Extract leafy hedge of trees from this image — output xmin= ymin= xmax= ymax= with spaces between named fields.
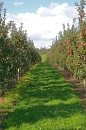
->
xmin=0 ymin=3 xmax=41 ymax=96
xmin=47 ymin=0 xmax=86 ymax=86
xmin=37 ymin=47 xmax=50 ymax=55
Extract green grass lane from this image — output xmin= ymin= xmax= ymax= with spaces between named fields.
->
xmin=2 ymin=62 xmax=86 ymax=130
xmin=41 ymin=54 xmax=47 ymax=62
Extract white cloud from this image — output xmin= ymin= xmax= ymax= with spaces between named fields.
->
xmin=49 ymin=2 xmax=60 ymax=9
xmin=6 ymin=2 xmax=78 ymax=48
xmin=13 ymin=2 xmax=24 ymax=6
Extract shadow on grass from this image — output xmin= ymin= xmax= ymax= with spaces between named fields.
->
xmin=3 ymin=62 xmax=86 ymax=128
xmin=18 ymin=62 xmax=77 ymax=102
xmin=4 ymin=102 xmax=83 ymax=127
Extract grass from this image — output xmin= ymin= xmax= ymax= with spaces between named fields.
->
xmin=41 ymin=54 xmax=47 ymax=62
xmin=1 ymin=62 xmax=86 ymax=130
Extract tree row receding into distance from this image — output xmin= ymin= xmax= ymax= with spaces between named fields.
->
xmin=0 ymin=2 xmax=41 ymax=96
xmin=47 ymin=0 xmax=86 ymax=86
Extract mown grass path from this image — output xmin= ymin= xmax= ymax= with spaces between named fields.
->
xmin=1 ymin=62 xmax=86 ymax=130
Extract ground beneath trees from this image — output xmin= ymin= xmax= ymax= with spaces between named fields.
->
xmin=0 ymin=62 xmax=86 ymax=130
xmin=54 ymin=65 xmax=86 ymax=111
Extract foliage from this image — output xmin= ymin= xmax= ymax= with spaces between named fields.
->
xmin=0 ymin=3 xmax=41 ymax=96
xmin=37 ymin=47 xmax=50 ymax=55
xmin=47 ymin=0 xmax=86 ymax=86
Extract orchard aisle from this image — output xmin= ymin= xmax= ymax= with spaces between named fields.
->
xmin=2 ymin=62 xmax=86 ymax=130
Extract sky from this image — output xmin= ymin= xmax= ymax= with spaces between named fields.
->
xmin=1 ymin=0 xmax=80 ymax=48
